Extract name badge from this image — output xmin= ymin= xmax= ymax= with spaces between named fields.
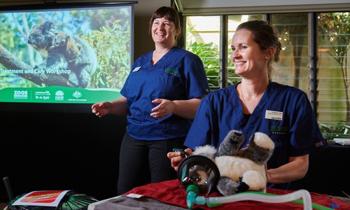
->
xmin=265 ymin=110 xmax=283 ymax=121
xmin=132 ymin=66 xmax=141 ymax=72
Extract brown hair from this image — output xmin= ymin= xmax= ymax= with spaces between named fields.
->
xmin=149 ymin=6 xmax=181 ymax=40
xmin=237 ymin=20 xmax=282 ymax=75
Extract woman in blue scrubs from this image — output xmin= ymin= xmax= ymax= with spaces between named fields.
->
xmin=92 ymin=6 xmax=208 ymax=194
xmin=168 ymin=20 xmax=324 ymax=188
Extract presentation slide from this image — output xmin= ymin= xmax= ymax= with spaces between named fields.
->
xmin=0 ymin=4 xmax=132 ymax=104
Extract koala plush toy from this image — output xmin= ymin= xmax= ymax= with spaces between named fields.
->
xmin=192 ymin=130 xmax=275 ymax=196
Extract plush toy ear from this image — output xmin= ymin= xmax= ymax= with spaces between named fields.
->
xmin=217 ymin=130 xmax=244 ymax=156
xmin=238 ymin=132 xmax=274 ymax=165
xmin=254 ymin=132 xmax=275 ymax=151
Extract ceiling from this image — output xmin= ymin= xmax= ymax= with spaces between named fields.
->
xmin=174 ymin=0 xmax=350 ymax=15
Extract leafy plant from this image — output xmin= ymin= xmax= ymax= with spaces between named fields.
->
xmin=83 ymin=21 xmax=130 ymax=89
xmin=186 ymin=42 xmax=220 ymax=89
xmin=319 ymin=123 xmax=350 ymax=140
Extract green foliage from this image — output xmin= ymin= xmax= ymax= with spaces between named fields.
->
xmin=187 ymin=42 xmax=220 ymax=89
xmin=0 ymin=15 xmax=35 ymax=87
xmin=318 ymin=13 xmax=350 ymax=66
xmin=226 ymin=45 xmax=241 ymax=86
xmin=187 ymin=41 xmax=241 ymax=89
xmin=319 ymin=123 xmax=350 ymax=140
xmin=83 ymin=21 xmax=131 ymax=89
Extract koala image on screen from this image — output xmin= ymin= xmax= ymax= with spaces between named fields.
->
xmin=28 ymin=21 xmax=97 ymax=87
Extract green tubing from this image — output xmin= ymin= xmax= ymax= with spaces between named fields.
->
xmin=196 ymin=191 xmax=333 ymax=210
xmin=262 ymin=191 xmax=333 ymax=210
xmin=186 ymin=185 xmax=199 ymax=209
xmin=293 ymin=198 xmax=333 ymax=210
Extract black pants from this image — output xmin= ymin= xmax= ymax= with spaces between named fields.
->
xmin=117 ymin=133 xmax=185 ymax=194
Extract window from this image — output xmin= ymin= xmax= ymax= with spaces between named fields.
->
xmin=184 ymin=11 xmax=350 ymax=139
xmin=185 ymin=15 xmax=264 ymax=89
xmin=270 ymin=14 xmax=309 ymax=93
xmin=185 ymin=16 xmax=220 ymax=89
xmin=317 ymin=13 xmax=350 ymax=126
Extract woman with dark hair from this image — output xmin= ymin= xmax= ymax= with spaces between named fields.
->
xmin=168 ymin=20 xmax=324 ymax=189
xmin=92 ymin=6 xmax=208 ymax=194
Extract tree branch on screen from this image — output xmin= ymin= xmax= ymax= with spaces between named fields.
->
xmin=0 ymin=44 xmax=75 ymax=87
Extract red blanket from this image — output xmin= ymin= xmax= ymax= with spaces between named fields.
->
xmin=127 ymin=179 xmax=350 ymax=210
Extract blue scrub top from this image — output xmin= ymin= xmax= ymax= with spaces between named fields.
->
xmin=121 ymin=47 xmax=209 ymax=140
xmin=184 ymin=82 xmax=324 ymax=169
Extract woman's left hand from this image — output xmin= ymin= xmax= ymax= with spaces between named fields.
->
xmin=150 ymin=98 xmax=175 ymax=118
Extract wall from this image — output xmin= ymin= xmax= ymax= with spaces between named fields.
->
xmin=0 ymin=0 xmax=170 ymax=203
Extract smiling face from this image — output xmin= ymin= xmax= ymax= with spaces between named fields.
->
xmin=231 ymin=29 xmax=270 ymax=79
xmin=151 ymin=17 xmax=178 ymax=47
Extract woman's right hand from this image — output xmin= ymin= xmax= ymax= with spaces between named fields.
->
xmin=167 ymin=148 xmax=193 ymax=171
xmin=91 ymin=102 xmax=112 ymax=117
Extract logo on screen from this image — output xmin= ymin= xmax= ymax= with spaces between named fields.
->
xmin=72 ymin=91 xmax=82 ymax=99
xmin=34 ymin=91 xmax=51 ymax=100
xmin=13 ymin=90 xmax=28 ymax=100
xmin=55 ymin=91 xmax=64 ymax=101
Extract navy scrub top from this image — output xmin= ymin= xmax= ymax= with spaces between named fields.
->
xmin=184 ymin=82 xmax=324 ymax=169
xmin=121 ymin=47 xmax=209 ymax=141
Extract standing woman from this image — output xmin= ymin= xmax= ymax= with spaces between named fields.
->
xmin=92 ymin=6 xmax=208 ymax=194
xmin=168 ymin=20 xmax=324 ymax=189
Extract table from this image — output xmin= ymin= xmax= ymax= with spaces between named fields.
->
xmin=88 ymin=179 xmax=350 ymax=210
